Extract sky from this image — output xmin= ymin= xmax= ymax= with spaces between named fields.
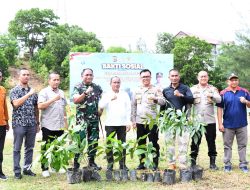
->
xmin=0 ymin=0 xmax=250 ymax=51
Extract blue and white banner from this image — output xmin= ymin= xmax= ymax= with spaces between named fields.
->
xmin=70 ymin=53 xmax=173 ymax=99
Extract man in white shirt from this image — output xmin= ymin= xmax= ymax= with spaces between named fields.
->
xmin=99 ymin=76 xmax=131 ymax=171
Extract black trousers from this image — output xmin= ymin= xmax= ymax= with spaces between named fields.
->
xmin=136 ymin=123 xmax=160 ymax=166
xmin=41 ymin=127 xmax=64 ymax=171
xmin=106 ymin=125 xmax=126 ymax=167
xmin=190 ymin=123 xmax=217 ymax=160
xmin=0 ymin=126 xmax=6 ymax=164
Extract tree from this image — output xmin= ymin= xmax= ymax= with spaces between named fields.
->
xmin=31 ymin=24 xmax=103 ymax=89
xmin=172 ymin=36 xmax=213 ymax=86
xmin=60 ymin=45 xmax=98 ymax=89
xmin=106 ymin=46 xmax=127 ymax=53
xmin=0 ymin=34 xmax=19 ymax=66
xmin=216 ymin=37 xmax=250 ymax=90
xmin=208 ymin=66 xmax=227 ymax=91
xmin=0 ymin=50 xmax=9 ymax=81
xmin=52 ymin=24 xmax=103 ymax=52
xmin=156 ymin=32 xmax=175 ymax=53
xmin=8 ymin=8 xmax=59 ymax=57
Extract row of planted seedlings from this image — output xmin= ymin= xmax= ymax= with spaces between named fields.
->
xmin=97 ymin=106 xmax=205 ymax=184
xmin=39 ymin=106 xmax=206 ymax=185
xmin=40 ymin=115 xmax=101 ymax=184
xmin=152 ymin=107 xmax=206 ymax=184
xmin=96 ymin=133 xmax=160 ymax=182
xmin=115 ymin=107 xmax=206 ymax=184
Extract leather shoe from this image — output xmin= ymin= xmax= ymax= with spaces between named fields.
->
xmin=0 ymin=172 xmax=7 ymax=180
xmin=23 ymin=169 xmax=36 ymax=176
xmin=136 ymin=164 xmax=145 ymax=170
xmin=210 ymin=163 xmax=219 ymax=170
xmin=14 ymin=173 xmax=22 ymax=179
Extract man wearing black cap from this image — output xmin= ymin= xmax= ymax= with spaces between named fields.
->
xmin=217 ymin=73 xmax=250 ymax=173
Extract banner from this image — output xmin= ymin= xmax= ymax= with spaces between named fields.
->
xmin=70 ymin=53 xmax=173 ymax=99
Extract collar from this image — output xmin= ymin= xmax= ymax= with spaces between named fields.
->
xmin=82 ymin=82 xmax=92 ymax=86
xmin=48 ymin=86 xmax=59 ymax=93
xmin=197 ymin=84 xmax=211 ymax=89
xmin=169 ymin=83 xmax=180 ymax=89
xmin=17 ymin=85 xmax=30 ymax=91
xmin=225 ymin=86 xmax=241 ymax=92
xmin=140 ymin=84 xmax=153 ymax=90
xmin=221 ymin=86 xmax=242 ymax=95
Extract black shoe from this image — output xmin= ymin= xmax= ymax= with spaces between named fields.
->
xmin=23 ymin=169 xmax=36 ymax=176
xmin=136 ymin=164 xmax=145 ymax=170
xmin=210 ymin=164 xmax=219 ymax=170
xmin=14 ymin=173 xmax=22 ymax=179
xmin=120 ymin=165 xmax=129 ymax=171
xmin=89 ymin=162 xmax=102 ymax=171
xmin=210 ymin=156 xmax=219 ymax=170
xmin=0 ymin=173 xmax=7 ymax=180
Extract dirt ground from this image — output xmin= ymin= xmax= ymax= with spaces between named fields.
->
xmin=8 ymin=61 xmax=45 ymax=91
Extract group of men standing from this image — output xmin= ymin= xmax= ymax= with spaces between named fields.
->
xmin=0 ymin=66 xmax=249 ymax=181
xmin=73 ymin=68 xmax=249 ymax=174
xmin=0 ymin=68 xmax=67 ymax=180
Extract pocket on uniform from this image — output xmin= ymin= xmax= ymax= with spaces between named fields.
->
xmin=193 ymin=93 xmax=201 ymax=104
xmin=136 ymin=94 xmax=142 ymax=104
xmin=194 ymin=98 xmax=201 ymax=104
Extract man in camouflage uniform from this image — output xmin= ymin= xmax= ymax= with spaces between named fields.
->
xmin=190 ymin=71 xmax=221 ymax=170
xmin=131 ymin=69 xmax=165 ymax=170
xmin=72 ymin=68 xmax=102 ymax=170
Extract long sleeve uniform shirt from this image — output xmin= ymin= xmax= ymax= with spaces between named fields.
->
xmin=191 ymin=84 xmax=221 ymax=124
xmin=131 ymin=85 xmax=165 ymax=124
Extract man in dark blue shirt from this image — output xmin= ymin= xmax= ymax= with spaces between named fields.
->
xmin=162 ymin=69 xmax=193 ymax=170
xmin=217 ymin=73 xmax=250 ymax=173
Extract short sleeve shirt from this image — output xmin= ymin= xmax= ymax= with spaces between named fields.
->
xmin=216 ymin=86 xmax=250 ymax=129
xmin=10 ymin=85 xmax=38 ymax=127
xmin=38 ymin=87 xmax=67 ymax=131
xmin=72 ymin=82 xmax=102 ymax=125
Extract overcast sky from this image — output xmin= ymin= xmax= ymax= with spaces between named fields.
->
xmin=0 ymin=0 xmax=249 ymax=51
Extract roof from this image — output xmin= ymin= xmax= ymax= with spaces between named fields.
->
xmin=174 ymin=31 xmax=223 ymax=45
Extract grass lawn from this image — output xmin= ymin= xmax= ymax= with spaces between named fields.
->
xmin=1 ymin=130 xmax=250 ymax=190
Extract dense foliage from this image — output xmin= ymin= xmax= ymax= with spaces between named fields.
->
xmin=30 ymin=24 xmax=103 ymax=89
xmin=8 ymin=8 xmax=59 ymax=57
xmin=172 ymin=36 xmax=214 ymax=86
xmin=216 ymin=34 xmax=250 ymax=90
xmin=156 ymin=32 xmax=175 ymax=54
